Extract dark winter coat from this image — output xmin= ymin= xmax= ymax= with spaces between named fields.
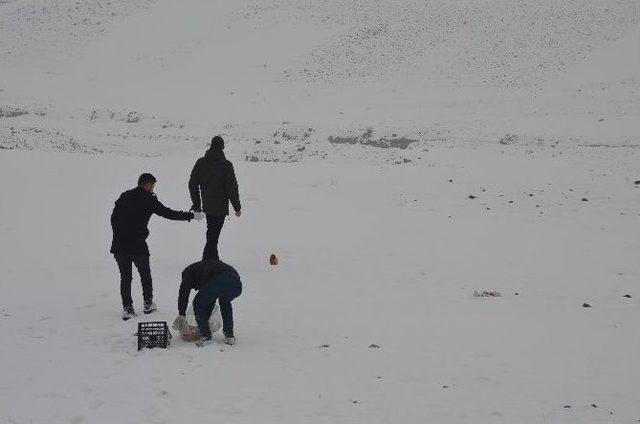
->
xmin=178 ymin=260 xmax=242 ymax=315
xmin=110 ymin=187 xmax=193 ymax=256
xmin=188 ymin=149 xmax=241 ymax=216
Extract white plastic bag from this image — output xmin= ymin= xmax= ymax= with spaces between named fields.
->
xmin=186 ymin=303 xmax=222 ymax=334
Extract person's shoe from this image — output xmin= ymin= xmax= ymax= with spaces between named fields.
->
xmin=122 ymin=306 xmax=136 ymax=321
xmin=224 ymin=336 xmax=236 ymax=346
xmin=195 ymin=335 xmax=213 ymax=347
xmin=143 ymin=301 xmax=157 ymax=314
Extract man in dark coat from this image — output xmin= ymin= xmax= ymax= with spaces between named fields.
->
xmin=172 ymin=259 xmax=242 ymax=347
xmin=188 ymin=136 xmax=241 ymax=261
xmin=111 ymin=173 xmax=202 ymax=320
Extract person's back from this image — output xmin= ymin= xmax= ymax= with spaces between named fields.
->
xmin=191 ymin=149 xmax=239 ymax=216
xmin=189 ymin=136 xmax=241 ymax=260
xmin=110 ymin=187 xmax=157 ymax=255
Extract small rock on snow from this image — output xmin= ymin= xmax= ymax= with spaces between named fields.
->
xmin=623 ymin=294 xmax=632 ymax=299
xmin=468 ymin=195 xmax=477 ymax=199
xmin=369 ymin=344 xmax=380 ymax=349
xmin=583 ymin=303 xmax=592 ymax=308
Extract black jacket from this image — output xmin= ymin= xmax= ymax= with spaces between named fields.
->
xmin=178 ymin=260 xmax=242 ymax=315
xmin=189 ymin=149 xmax=241 ymax=216
xmin=110 ymin=187 xmax=193 ymax=256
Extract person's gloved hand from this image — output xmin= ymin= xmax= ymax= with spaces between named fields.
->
xmin=235 ymin=209 xmax=241 ymax=217
xmin=172 ymin=315 xmax=187 ymax=331
xmin=193 ymin=212 xmax=205 ymax=221
xmin=190 ymin=205 xmax=202 ymax=213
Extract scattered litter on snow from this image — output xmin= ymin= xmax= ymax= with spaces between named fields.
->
xmin=473 ymin=291 xmax=502 ymax=297
xmin=499 ymin=134 xmax=519 ymax=145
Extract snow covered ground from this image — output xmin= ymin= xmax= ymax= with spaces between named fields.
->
xmin=1 ymin=1 xmax=640 ymax=423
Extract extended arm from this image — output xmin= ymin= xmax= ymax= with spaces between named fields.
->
xmin=177 ymin=269 xmax=193 ymax=316
xmin=188 ymin=160 xmax=202 ymax=212
xmin=153 ymin=198 xmax=193 ymax=221
xmin=225 ymin=162 xmax=241 ymax=212
xmin=110 ymin=196 xmax=122 ymax=228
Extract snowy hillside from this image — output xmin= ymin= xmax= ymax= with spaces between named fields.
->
xmin=2 ymin=0 xmax=639 ymax=151
xmin=1 ymin=1 xmax=640 ymax=423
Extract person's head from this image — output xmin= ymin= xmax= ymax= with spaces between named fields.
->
xmin=138 ymin=173 xmax=157 ymax=193
xmin=210 ymin=135 xmax=224 ymax=150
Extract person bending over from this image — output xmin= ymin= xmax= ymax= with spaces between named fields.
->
xmin=173 ymin=259 xmax=242 ymax=347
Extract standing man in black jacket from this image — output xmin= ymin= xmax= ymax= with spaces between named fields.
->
xmin=188 ymin=136 xmax=241 ymax=261
xmin=172 ymin=259 xmax=242 ymax=347
xmin=111 ymin=173 xmax=203 ymax=320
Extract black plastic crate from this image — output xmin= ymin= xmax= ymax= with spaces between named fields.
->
xmin=137 ymin=321 xmax=171 ymax=351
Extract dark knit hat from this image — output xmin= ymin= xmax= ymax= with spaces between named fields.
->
xmin=211 ymin=135 xmax=224 ymax=150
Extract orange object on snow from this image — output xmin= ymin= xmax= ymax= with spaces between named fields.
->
xmin=270 ymin=254 xmax=278 ymax=265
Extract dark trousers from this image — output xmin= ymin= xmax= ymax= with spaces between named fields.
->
xmin=114 ymin=253 xmax=152 ymax=308
xmin=193 ymin=272 xmax=242 ymax=338
xmin=203 ymin=215 xmax=226 ymax=260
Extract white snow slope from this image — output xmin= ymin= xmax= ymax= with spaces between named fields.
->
xmin=1 ymin=1 xmax=640 ymax=423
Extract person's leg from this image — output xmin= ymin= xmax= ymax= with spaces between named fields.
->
xmin=192 ymin=285 xmax=219 ymax=338
xmin=202 ymin=215 xmax=225 ymax=260
xmin=219 ymin=298 xmax=234 ymax=338
xmin=132 ymin=255 xmax=153 ymax=305
xmin=114 ymin=253 xmax=133 ymax=309
xmin=218 ymin=271 xmax=242 ymax=338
